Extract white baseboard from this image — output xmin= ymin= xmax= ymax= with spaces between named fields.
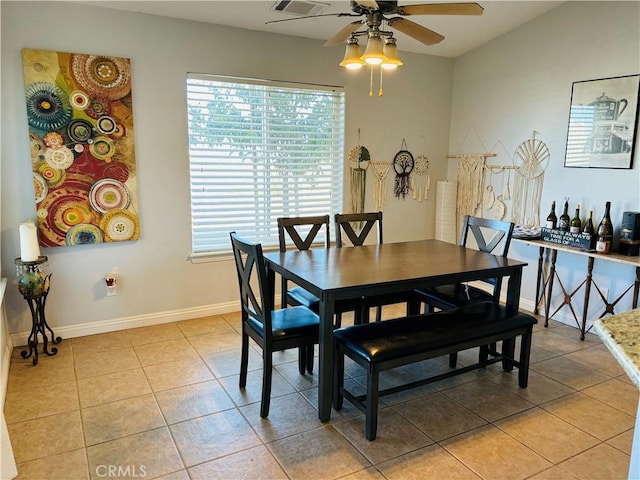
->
xmin=10 ymin=300 xmax=244 ymax=346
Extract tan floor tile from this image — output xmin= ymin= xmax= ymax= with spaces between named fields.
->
xmin=565 ymin=345 xmax=626 ymax=377
xmin=134 ymin=337 xmax=199 ymax=367
xmin=377 ymin=444 xmax=481 ymax=480
xmin=526 ymin=466 xmax=579 ymax=479
xmin=339 ymin=467 xmax=388 ymax=480
xmin=542 ymin=392 xmax=635 ymax=441
xmin=488 ymin=369 xmax=575 ymax=405
xmin=176 ymin=315 xmax=232 ymax=337
xmin=581 ymin=377 xmax=639 ymax=416
xmin=268 ymin=426 xmax=371 ymax=480
xmin=74 ymin=346 xmax=141 ymax=379
xmin=275 ymin=360 xmax=318 ymax=390
xmin=126 ymin=322 xmax=184 ymax=346
xmin=143 ymin=356 xmax=213 ymax=392
xmin=441 ymin=424 xmax=552 ymax=480
xmin=155 ymin=380 xmax=235 ymax=424
xmin=154 ymin=471 xmax=190 ymax=480
xmin=557 ymin=443 xmax=630 ymax=480
xmin=494 ymin=407 xmax=599 ymax=463
xmin=200 ymin=346 xmax=262 ymax=378
xmin=7 ymin=359 xmax=75 ymax=393
xmin=529 ymin=344 xmax=562 ymax=364
xmin=71 ymin=330 xmax=131 ymax=356
xmin=240 ymin=392 xmax=323 ymax=442
xmin=532 ymin=329 xmax=595 ymax=355
xmin=393 ymin=390 xmax=487 ymax=441
xmin=82 ymin=394 xmax=165 ymax=445
xmin=5 ymin=380 xmax=78 ymax=423
xmin=8 ymin=410 xmax=84 ymax=463
xmin=86 ymin=427 xmax=183 ymax=480
xmin=441 ymin=376 xmax=536 ymax=422
xmin=15 ymin=448 xmax=88 ymax=480
xmin=333 ymin=408 xmax=434 ymax=465
xmin=218 ymin=368 xmax=296 ymax=407
xmin=188 ymin=445 xmax=288 ymax=480
xmin=170 ymin=409 xmax=261 ymax=467
xmin=531 ymin=356 xmax=611 ymax=390
xmin=77 ymin=368 xmax=152 ymax=408
xmin=607 ymin=428 xmax=635 ymax=455
xmin=188 ymin=329 xmax=242 ymax=356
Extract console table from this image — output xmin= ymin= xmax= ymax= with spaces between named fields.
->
xmin=514 ymin=238 xmax=640 ymax=340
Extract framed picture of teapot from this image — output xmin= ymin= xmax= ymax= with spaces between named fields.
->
xmin=564 ymin=74 xmax=639 ymax=169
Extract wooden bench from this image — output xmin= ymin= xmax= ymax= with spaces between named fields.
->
xmin=332 ymin=301 xmax=537 ymax=440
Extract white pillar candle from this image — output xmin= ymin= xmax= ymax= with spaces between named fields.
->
xmin=19 ymin=221 xmax=40 ymax=262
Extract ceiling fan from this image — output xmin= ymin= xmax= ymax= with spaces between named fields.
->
xmin=267 ymin=1 xmax=484 ymax=48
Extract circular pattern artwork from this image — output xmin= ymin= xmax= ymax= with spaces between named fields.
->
xmin=69 ymin=90 xmax=90 ymax=110
xmin=67 ymin=119 xmax=94 ymax=143
xmin=89 ymin=136 xmax=116 ymax=161
xmin=100 ymin=209 xmax=139 ymax=242
xmin=38 ymin=163 xmax=65 ymax=187
xmin=45 ymin=146 xmax=74 ymax=170
xmin=89 ymin=178 xmax=131 ymax=214
xmin=65 ymin=223 xmax=104 ymax=245
xmin=25 ymin=82 xmax=72 ymax=131
xmin=37 ymin=187 xmax=96 ymax=246
xmin=96 ymin=116 xmax=117 ymax=134
xmin=70 ymin=54 xmax=131 ymax=100
xmin=33 ymin=172 xmax=48 ymax=203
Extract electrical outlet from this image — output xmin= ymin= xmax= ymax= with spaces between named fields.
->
xmin=105 ymin=273 xmax=117 ymax=296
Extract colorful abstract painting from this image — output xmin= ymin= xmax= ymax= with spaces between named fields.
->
xmin=22 ymin=48 xmax=140 ymax=247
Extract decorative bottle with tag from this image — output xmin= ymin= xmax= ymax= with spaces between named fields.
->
xmin=596 ymin=202 xmax=613 ymax=253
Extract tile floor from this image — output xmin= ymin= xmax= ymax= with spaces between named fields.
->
xmin=4 ymin=306 xmax=638 ymax=480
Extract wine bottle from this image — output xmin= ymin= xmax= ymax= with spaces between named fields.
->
xmin=595 ymin=201 xmax=613 ymax=254
xmin=558 ymin=200 xmax=570 ymax=231
xmin=570 ymin=205 xmax=582 ymax=233
xmin=583 ymin=210 xmax=594 ymax=234
xmin=546 ymin=201 xmax=557 ymax=229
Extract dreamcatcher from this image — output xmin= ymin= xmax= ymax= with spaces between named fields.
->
xmin=411 ymin=136 xmax=431 ymax=202
xmin=393 ymin=139 xmax=414 ymax=199
xmin=511 ymin=131 xmax=549 ymax=228
xmin=348 ymin=129 xmax=370 ymax=218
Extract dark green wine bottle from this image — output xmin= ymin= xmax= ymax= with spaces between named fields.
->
xmin=546 ymin=201 xmax=557 ymax=229
xmin=582 ymin=210 xmax=594 ymax=234
xmin=558 ymin=200 xmax=570 ymax=232
xmin=570 ymin=205 xmax=581 ymax=233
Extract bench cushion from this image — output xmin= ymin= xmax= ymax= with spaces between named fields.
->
xmin=333 ymin=302 xmax=536 ymax=364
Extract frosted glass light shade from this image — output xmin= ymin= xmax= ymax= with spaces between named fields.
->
xmin=361 ymin=35 xmax=387 ymax=65
xmin=382 ymin=38 xmax=403 ymax=70
xmin=339 ymin=40 xmax=365 ymax=69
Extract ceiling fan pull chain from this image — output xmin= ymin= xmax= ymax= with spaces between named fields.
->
xmin=379 ymin=67 xmax=384 ymax=96
xmin=369 ymin=66 xmax=374 ymax=97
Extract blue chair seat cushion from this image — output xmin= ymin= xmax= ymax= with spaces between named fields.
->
xmin=248 ymin=306 xmax=319 ymax=338
xmin=287 ymin=287 xmax=320 ymax=310
xmin=415 ymin=283 xmax=493 ymax=308
xmin=333 ymin=302 xmax=536 ymax=364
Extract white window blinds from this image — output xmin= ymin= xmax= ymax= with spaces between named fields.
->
xmin=186 ymin=74 xmax=345 ymax=254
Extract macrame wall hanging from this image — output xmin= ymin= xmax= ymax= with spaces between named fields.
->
xmin=369 ymin=161 xmax=391 ymax=210
xmin=393 ymin=138 xmax=414 ymax=199
xmin=453 ymin=154 xmax=487 ymax=217
xmin=411 ymin=136 xmax=431 ymax=202
xmin=511 ymin=131 xmax=549 ymax=228
xmin=348 ymin=129 xmax=369 ymax=218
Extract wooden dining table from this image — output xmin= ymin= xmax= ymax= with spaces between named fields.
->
xmin=263 ymin=239 xmax=528 ymax=422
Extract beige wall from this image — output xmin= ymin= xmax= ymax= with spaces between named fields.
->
xmin=1 ymin=1 xmax=454 ymax=338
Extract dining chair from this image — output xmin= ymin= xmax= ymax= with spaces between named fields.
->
xmin=230 ymin=232 xmax=319 ymax=418
xmin=335 ymin=212 xmax=411 ymax=323
xmin=277 ymin=215 xmax=330 ymax=312
xmin=413 ymin=215 xmax=515 ymax=366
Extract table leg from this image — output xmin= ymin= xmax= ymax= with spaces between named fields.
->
xmin=506 ymin=266 xmax=523 ymax=313
xmin=581 ymin=257 xmax=595 ymax=341
xmin=633 ymin=267 xmax=639 ymax=309
xmin=318 ymin=295 xmax=335 ymax=422
xmin=544 ymin=249 xmax=558 ymax=328
xmin=534 ymin=246 xmax=545 ymax=315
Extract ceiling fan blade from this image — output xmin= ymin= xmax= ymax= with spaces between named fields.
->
xmin=397 ymin=3 xmax=484 ymax=16
xmin=324 ymin=20 xmax=364 ymax=46
xmin=387 ymin=17 xmax=444 ymax=45
xmin=354 ymin=0 xmax=380 ymax=9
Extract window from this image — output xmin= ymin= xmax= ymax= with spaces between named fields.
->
xmin=186 ymin=74 xmax=345 ymax=255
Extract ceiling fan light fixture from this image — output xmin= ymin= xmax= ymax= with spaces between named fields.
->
xmin=381 ymin=37 xmax=403 ymax=69
xmin=361 ymin=33 xmax=387 ymax=65
xmin=339 ymin=37 xmax=366 ymax=69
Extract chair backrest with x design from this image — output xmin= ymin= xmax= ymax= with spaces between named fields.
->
xmin=277 ymin=215 xmax=331 ymax=252
xmin=230 ymin=231 xmax=273 ymax=341
xmin=334 ymin=212 xmax=383 ymax=248
xmin=460 ymin=215 xmax=515 ymax=293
